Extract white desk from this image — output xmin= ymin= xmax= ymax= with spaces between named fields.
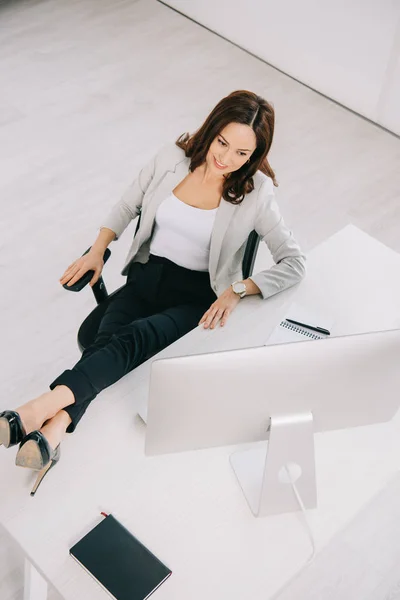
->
xmin=1 ymin=224 xmax=400 ymax=600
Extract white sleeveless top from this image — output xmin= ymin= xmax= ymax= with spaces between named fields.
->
xmin=149 ymin=192 xmax=218 ymax=272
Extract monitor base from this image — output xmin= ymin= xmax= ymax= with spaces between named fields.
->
xmin=230 ymin=411 xmax=317 ymax=517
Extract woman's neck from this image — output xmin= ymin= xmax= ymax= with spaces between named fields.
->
xmin=194 ymin=162 xmax=226 ymax=190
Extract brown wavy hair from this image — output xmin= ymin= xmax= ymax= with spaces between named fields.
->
xmin=175 ymin=90 xmax=277 ymax=205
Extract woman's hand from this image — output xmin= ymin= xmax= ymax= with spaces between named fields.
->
xmin=199 ymin=287 xmax=241 ymax=329
xmin=60 ymin=248 xmax=105 ymax=288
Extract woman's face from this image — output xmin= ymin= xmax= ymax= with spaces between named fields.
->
xmin=206 ymin=122 xmax=257 ymax=177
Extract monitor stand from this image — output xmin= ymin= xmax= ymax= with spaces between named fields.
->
xmin=230 ymin=411 xmax=316 ymax=517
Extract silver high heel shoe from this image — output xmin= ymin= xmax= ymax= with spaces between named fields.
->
xmin=16 ymin=431 xmax=61 ymax=497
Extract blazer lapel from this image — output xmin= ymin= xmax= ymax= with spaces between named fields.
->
xmin=209 ymin=198 xmax=237 ymax=280
xmin=138 ymin=157 xmax=190 ymax=242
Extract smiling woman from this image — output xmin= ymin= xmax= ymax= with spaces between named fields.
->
xmin=175 ymin=89 xmax=278 ymax=204
xmin=0 ymin=89 xmax=305 ymax=496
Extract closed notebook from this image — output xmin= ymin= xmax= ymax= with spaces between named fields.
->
xmin=70 ymin=514 xmax=172 ymax=600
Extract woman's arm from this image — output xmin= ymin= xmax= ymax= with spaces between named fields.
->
xmin=99 ymin=149 xmax=159 ymax=241
xmin=92 ymin=227 xmax=116 ymax=253
xmin=248 ymin=178 xmax=306 ymax=299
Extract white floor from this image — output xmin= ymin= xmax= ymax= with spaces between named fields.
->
xmin=0 ymin=0 xmax=399 ymax=598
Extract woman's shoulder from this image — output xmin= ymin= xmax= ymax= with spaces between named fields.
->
xmin=239 ymin=172 xmax=275 ymax=216
xmin=253 ymin=171 xmax=274 ymax=194
xmin=154 ymin=139 xmax=187 ymax=167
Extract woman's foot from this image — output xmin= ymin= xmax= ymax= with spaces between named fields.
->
xmin=15 ymin=386 xmax=75 ymax=437
xmin=16 ymin=410 xmax=70 ymax=469
xmin=39 ymin=409 xmax=72 ymax=450
xmin=0 ymin=411 xmax=26 ymax=447
xmin=15 ymin=410 xmax=71 ymax=469
xmin=15 ymin=410 xmax=72 ymax=496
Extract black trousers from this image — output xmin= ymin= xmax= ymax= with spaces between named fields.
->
xmin=49 ymin=255 xmax=217 ymax=433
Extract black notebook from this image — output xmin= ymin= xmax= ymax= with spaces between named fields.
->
xmin=70 ymin=514 xmax=172 ymax=600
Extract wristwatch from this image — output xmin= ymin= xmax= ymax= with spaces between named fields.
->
xmin=231 ymin=280 xmax=247 ymax=298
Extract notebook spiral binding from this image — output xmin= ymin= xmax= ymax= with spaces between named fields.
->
xmin=280 ymin=320 xmax=323 ymax=340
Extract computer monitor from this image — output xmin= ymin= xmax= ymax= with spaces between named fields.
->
xmin=144 ymin=328 xmax=400 ymax=517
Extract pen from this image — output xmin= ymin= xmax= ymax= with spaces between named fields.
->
xmin=286 ymin=318 xmax=331 ymax=336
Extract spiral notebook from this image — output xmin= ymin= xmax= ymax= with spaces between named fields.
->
xmin=266 ymin=303 xmax=333 ymax=345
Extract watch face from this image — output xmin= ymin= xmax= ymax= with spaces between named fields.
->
xmin=233 ymin=282 xmax=246 ymax=294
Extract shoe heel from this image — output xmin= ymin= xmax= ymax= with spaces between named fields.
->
xmin=30 ymin=456 xmax=59 ymax=497
xmin=16 ymin=431 xmax=61 ymax=496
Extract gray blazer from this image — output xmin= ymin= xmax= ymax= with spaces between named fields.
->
xmin=100 ymin=141 xmax=306 ymax=299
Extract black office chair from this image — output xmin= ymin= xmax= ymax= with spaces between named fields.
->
xmin=64 ymin=213 xmax=260 ymax=352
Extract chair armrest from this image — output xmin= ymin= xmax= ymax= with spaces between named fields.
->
xmin=62 ymin=247 xmax=111 ymax=292
xmin=242 ymin=231 xmax=260 ymax=280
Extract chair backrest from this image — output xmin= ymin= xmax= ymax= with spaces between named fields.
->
xmin=242 ymin=230 xmax=260 ymax=280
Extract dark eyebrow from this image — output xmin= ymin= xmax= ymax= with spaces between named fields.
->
xmin=219 ymin=134 xmax=252 ymax=152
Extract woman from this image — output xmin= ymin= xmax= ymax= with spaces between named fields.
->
xmin=0 ymin=90 xmax=306 ymax=495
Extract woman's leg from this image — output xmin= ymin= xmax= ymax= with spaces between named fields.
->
xmin=13 ymin=386 xmax=75 ymax=438
xmin=15 ymin=259 xmax=213 ymax=442
xmin=15 ymin=273 xmax=152 ymax=438
xmin=39 ymin=409 xmax=72 ymax=450
xmin=79 ymin=285 xmax=153 ymax=360
xmin=49 ymin=301 xmax=206 ymax=433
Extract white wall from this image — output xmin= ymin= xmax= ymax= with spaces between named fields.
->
xmin=163 ymin=0 xmax=400 ymax=135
